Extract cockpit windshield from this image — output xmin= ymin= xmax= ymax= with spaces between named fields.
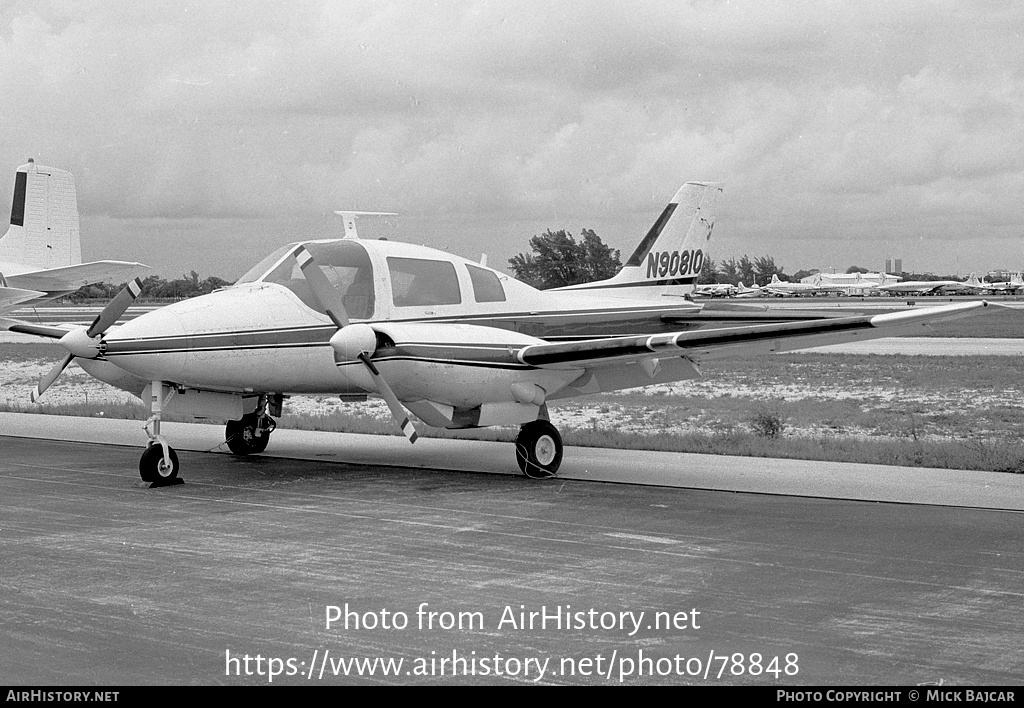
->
xmin=237 ymin=241 xmax=375 ymax=319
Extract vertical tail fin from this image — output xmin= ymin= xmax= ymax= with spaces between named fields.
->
xmin=559 ymin=181 xmax=723 ymax=293
xmin=618 ymin=181 xmax=723 ymax=283
xmin=0 ymin=160 xmax=81 ymax=270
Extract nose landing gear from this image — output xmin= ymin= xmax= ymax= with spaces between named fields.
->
xmin=140 ymin=380 xmax=182 ymax=486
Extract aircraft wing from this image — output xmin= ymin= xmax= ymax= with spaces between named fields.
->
xmin=519 ymin=300 xmax=997 ymax=370
xmin=5 ymin=260 xmax=149 ymax=292
xmin=0 ymin=287 xmax=46 ymax=312
xmin=0 ymin=317 xmax=70 ymax=339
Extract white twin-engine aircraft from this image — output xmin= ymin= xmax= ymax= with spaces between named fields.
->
xmin=4 ymin=181 xmax=997 ymax=483
xmin=0 ymin=160 xmax=148 ymax=308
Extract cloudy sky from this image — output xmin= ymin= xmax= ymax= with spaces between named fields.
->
xmin=1 ymin=0 xmax=1022 ymax=279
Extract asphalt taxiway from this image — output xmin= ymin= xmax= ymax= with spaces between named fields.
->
xmin=2 ymin=414 xmax=1023 ymax=686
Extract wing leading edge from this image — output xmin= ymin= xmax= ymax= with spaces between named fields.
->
xmin=518 ymin=301 xmax=998 ymax=369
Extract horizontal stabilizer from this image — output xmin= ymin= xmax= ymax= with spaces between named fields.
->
xmin=0 ymin=286 xmax=46 ymax=311
xmin=6 ymin=260 xmax=149 ymax=292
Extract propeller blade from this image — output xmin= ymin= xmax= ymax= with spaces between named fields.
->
xmin=86 ymin=277 xmax=143 ymax=338
xmin=294 ymin=246 xmax=406 ymax=438
xmin=31 ymin=352 xmax=75 ymax=403
xmin=357 ymin=352 xmax=418 ymax=443
xmin=294 ymin=246 xmax=349 ymax=329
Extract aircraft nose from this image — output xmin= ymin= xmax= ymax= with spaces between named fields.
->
xmin=105 ymin=304 xmax=187 ymax=347
xmin=101 ymin=302 xmax=191 ymax=381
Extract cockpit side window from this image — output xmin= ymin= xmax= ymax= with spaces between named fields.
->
xmin=467 ymin=264 xmax=506 ymax=303
xmin=387 ymin=257 xmax=462 ymax=307
xmin=253 ymin=242 xmax=375 ymax=319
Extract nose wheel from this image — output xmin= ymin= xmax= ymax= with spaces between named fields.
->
xmin=139 ymin=443 xmax=180 ymax=484
xmin=515 ymin=420 xmax=563 ymax=479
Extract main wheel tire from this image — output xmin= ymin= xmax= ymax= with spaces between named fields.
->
xmin=139 ymin=444 xmax=179 ymax=483
xmin=225 ymin=413 xmax=272 ymax=455
xmin=515 ymin=420 xmax=563 ymax=479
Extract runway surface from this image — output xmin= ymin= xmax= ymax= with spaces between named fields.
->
xmin=2 ymin=416 xmax=1023 ymax=685
xmin=3 ymin=413 xmax=1023 ymax=509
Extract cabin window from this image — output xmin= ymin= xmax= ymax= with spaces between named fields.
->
xmin=388 ymin=257 xmax=462 ymax=307
xmin=243 ymin=241 xmax=375 ymax=319
xmin=467 ymin=264 xmax=506 ymax=303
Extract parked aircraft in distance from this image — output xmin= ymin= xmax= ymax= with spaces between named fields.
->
xmin=0 ymin=160 xmax=149 ymax=310
xmin=875 ymin=277 xmax=966 ymax=295
xmin=981 ymin=273 xmax=1024 ymax=293
xmin=800 ymin=272 xmax=891 ymax=296
xmin=929 ymin=273 xmax=987 ymax=295
xmin=936 ymin=272 xmax=1024 ymax=295
xmin=4 ymin=180 xmax=1002 ymax=484
xmin=759 ymin=274 xmax=847 ymax=297
xmin=731 ymin=281 xmax=763 ymax=298
xmin=692 ymin=283 xmax=737 ymax=298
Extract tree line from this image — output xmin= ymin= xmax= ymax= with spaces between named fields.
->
xmin=69 ymin=271 xmax=232 ymax=301
xmin=507 ymin=228 xmax=793 ymax=289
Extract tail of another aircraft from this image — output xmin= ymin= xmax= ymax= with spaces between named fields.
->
xmin=0 ymin=160 xmax=81 ymax=270
xmin=555 ymin=181 xmax=723 ymax=294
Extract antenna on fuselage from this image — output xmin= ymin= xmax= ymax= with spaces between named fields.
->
xmin=333 ymin=211 xmax=398 ymax=240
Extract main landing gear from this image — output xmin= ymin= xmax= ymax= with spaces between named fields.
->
xmin=515 ymin=419 xmax=563 ymax=480
xmin=225 ymin=411 xmax=276 ymax=455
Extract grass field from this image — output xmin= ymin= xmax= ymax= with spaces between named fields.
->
xmin=903 ymin=304 xmax=1022 ymax=337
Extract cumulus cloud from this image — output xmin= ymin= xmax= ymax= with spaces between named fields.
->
xmin=0 ymin=0 xmax=1022 ymax=276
